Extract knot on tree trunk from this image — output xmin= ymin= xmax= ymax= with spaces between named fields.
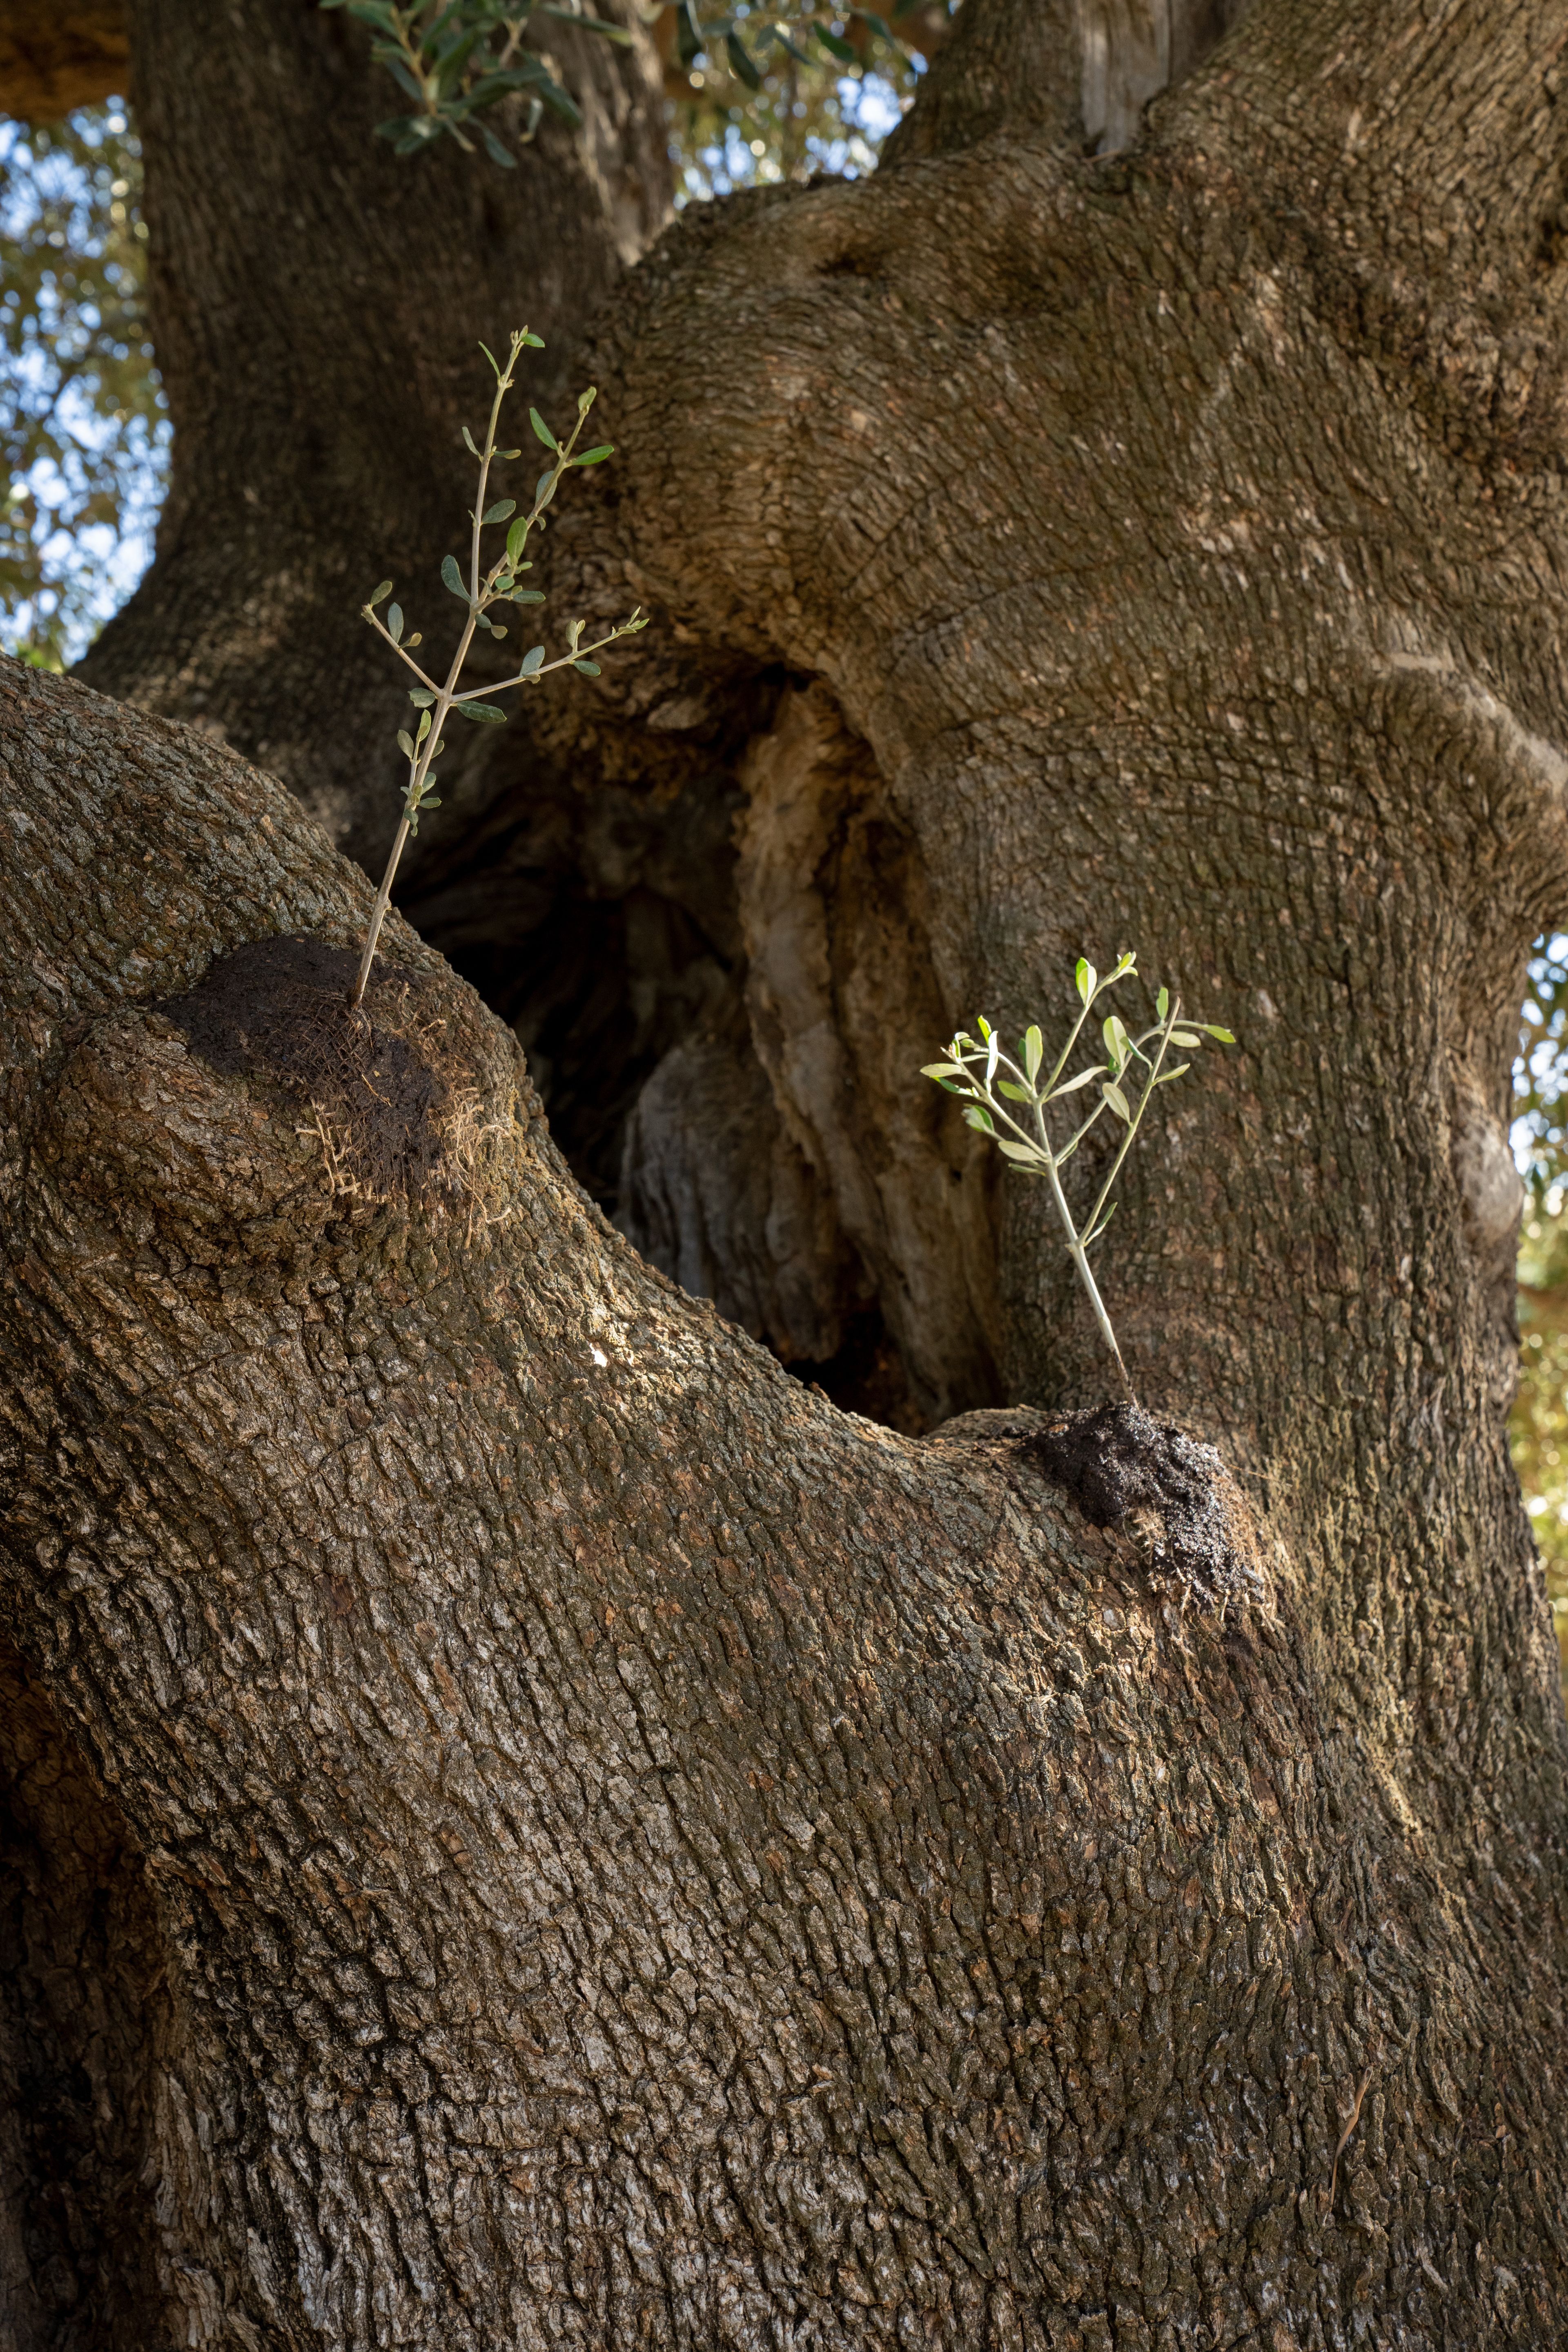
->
xmin=30 ymin=933 xmax=538 ymax=1287
xmin=1030 ymin=1400 xmax=1268 ymax=1613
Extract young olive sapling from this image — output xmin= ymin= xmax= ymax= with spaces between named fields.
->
xmin=350 ymin=326 xmax=648 ymax=1011
xmin=923 ymin=954 xmax=1235 ymax=1399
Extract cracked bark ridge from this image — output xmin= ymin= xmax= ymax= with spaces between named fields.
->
xmin=4 ymin=648 xmax=1568 ymax=2346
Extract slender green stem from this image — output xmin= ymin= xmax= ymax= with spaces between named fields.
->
xmin=1040 ymin=1150 xmax=1136 ymax=1401
xmin=1082 ymin=999 xmax=1179 ymax=1241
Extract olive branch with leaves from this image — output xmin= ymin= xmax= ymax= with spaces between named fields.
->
xmin=924 ymin=954 xmax=1235 ymax=1399
xmin=350 ymin=326 xmax=647 ymax=1009
xmin=318 ymin=0 xmax=928 ymax=165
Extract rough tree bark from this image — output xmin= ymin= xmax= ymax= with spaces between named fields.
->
xmin=5 ymin=0 xmax=1568 ymax=2346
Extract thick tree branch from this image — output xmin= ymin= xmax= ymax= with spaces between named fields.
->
xmin=0 ymin=0 xmax=127 ymax=120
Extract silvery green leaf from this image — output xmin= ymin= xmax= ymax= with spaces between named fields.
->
xmin=416 ymin=708 xmax=431 ymax=740
xmin=454 ymin=702 xmax=509 ymax=724
xmin=963 ymin=1105 xmax=996 ymax=1134
xmin=519 ymin=645 xmax=545 ymax=676
xmin=421 ymin=795 xmax=441 ymax=808
xmin=530 ymin=407 xmax=558 ymax=450
xmin=368 ymin=579 xmax=393 ymax=606
xmin=1023 ymin=1025 xmax=1043 ymax=1082
xmin=997 ymin=1080 xmax=1034 ymax=1102
xmin=572 ymin=659 xmax=600 ymax=674
xmin=510 ymin=589 xmax=546 ymax=604
xmin=996 ymin=1137 xmax=1042 ymax=1163
xmin=985 ymin=1030 xmax=999 ymax=1084
xmin=1076 ymin=957 xmax=1096 ymax=1005
xmin=1102 ymin=1014 xmax=1130 ymax=1071
xmin=408 ymin=688 xmax=435 ymax=706
xmin=1199 ymin=1024 xmax=1236 ymax=1043
xmin=461 ymin=426 xmax=480 ymax=456
xmin=483 ymin=499 xmax=516 ymax=525
xmin=396 ymin=729 xmax=414 ymax=757
xmin=921 ymin=1062 xmax=962 ymax=1079
xmin=1049 ymin=1065 xmax=1102 ymax=1097
xmin=441 ymin=553 xmax=468 ymax=602
xmin=387 ymin=602 xmax=404 ymax=642
xmin=1156 ymin=986 xmax=1169 ymax=1020
xmin=1156 ymin=1062 xmax=1191 ymax=1084
xmin=574 ymin=444 xmax=615 ymax=465
xmin=1169 ymin=1029 xmax=1202 ymax=1048
xmin=506 ymin=517 xmax=530 ymax=568
xmin=1102 ymin=1081 xmax=1131 ymax=1122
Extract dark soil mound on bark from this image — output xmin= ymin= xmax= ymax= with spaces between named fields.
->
xmin=1028 ymin=1400 xmax=1266 ymax=1613
xmin=163 ymin=935 xmax=447 ymax=1199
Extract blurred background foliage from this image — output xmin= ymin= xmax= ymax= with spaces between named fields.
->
xmin=4 ymin=34 xmax=1568 ymax=1696
xmin=1514 ymin=938 xmax=1568 ymax=1685
xmin=1 ymin=103 xmax=167 ymax=665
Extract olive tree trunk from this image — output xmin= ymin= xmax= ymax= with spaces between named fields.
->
xmin=5 ymin=0 xmax=1568 ymax=2344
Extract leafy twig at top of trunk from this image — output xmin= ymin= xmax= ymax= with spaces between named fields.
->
xmin=350 ymin=326 xmax=648 ymax=1011
xmin=923 ymin=955 xmax=1235 ymax=1401
xmin=317 ymin=0 xmax=934 ymax=169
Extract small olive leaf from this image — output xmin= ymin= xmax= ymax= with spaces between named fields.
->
xmin=441 ymin=553 xmax=468 ymax=602
xmin=985 ymin=1031 xmax=1000 ymax=1084
xmin=534 ymin=470 xmax=557 ymax=510
xmin=574 ymin=443 xmax=615 ymax=465
xmin=529 ymin=406 xmax=558 ymax=450
xmin=920 ymin=1062 xmax=963 ymax=1079
xmin=1076 ymin=957 xmax=1096 ymax=1005
xmin=997 ymin=1080 xmax=1034 ymax=1102
xmin=510 ymin=589 xmax=546 ymax=603
xmin=492 ymin=624 xmax=508 ymax=639
xmin=421 ymin=795 xmax=441 ymax=809
xmin=454 ymin=702 xmax=509 ymax=724
xmin=1085 ymin=1203 xmax=1118 ymax=1244
xmin=1169 ymin=1029 xmax=1203 ymax=1048
xmin=461 ymin=426 xmax=479 ymax=456
xmin=1049 ymin=1065 xmax=1102 ymax=1096
xmin=814 ymin=21 xmax=858 ymax=62
xmin=368 ymin=579 xmax=393 ymax=606
xmin=406 ymin=631 xmax=423 ymax=648
xmin=1199 ymin=1024 xmax=1237 ymax=1042
xmin=523 ymin=330 xmax=544 ymax=348
xmin=519 ymin=645 xmax=545 ymax=676
xmin=408 ymin=688 xmax=435 ymax=706
xmin=1023 ymin=1025 xmax=1043 ymax=1082
xmin=482 ymin=498 xmax=516 ymax=525
xmin=1102 ymin=1014 xmax=1128 ymax=1071
xmin=976 ymin=1015 xmax=992 ymax=1039
xmin=396 ymin=729 xmax=414 ymax=758
xmin=416 ymin=708 xmax=432 ymax=739
xmin=387 ymin=602 xmax=403 ymax=642
xmin=572 ymin=659 xmax=601 ymax=674
xmin=996 ymin=1137 xmax=1042 ymax=1163
xmin=505 ymin=517 xmax=529 ymax=567
xmin=1102 ymin=1081 xmax=1131 ymax=1122
xmin=1155 ymin=1061 xmax=1191 ymax=1084
xmin=963 ymin=1105 xmax=996 ymax=1134
xmin=1156 ymin=985 xmax=1169 ymax=1020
